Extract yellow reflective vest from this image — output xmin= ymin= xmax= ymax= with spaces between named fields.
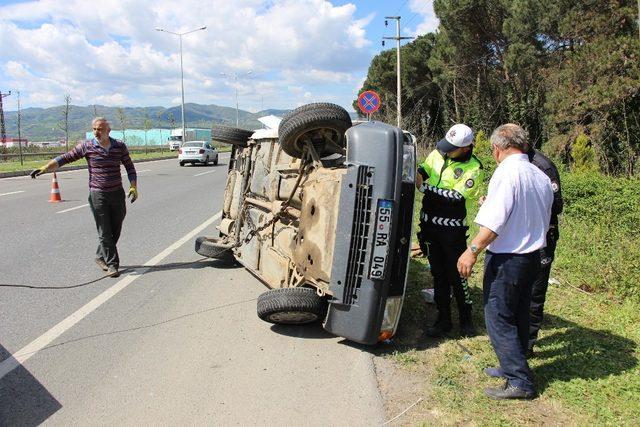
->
xmin=417 ymin=149 xmax=484 ymax=227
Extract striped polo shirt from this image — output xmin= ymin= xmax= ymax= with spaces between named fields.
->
xmin=55 ymin=137 xmax=137 ymax=192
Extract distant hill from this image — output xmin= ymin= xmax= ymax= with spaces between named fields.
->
xmin=2 ymin=103 xmax=292 ymax=141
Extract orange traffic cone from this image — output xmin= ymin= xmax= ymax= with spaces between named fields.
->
xmin=49 ymin=172 xmax=62 ymax=203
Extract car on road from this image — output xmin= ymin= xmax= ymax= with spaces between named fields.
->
xmin=179 ymin=141 xmax=218 ymax=166
xmin=195 ymin=104 xmax=416 ymax=345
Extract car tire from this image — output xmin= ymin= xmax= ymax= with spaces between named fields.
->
xmin=179 ymin=161 xmax=185 ymax=167
xmin=212 ymin=125 xmax=253 ymax=147
xmin=205 ymin=155 xmax=210 ymax=166
xmin=214 ymin=155 xmax=218 ymax=166
xmin=278 ymin=106 xmax=352 ymax=159
xmin=280 ymin=102 xmax=351 ymax=131
xmin=257 ymin=287 xmax=327 ymax=324
xmin=194 ymin=236 xmax=235 ymax=260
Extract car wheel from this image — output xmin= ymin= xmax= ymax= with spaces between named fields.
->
xmin=205 ymin=155 xmax=210 ymax=166
xmin=214 ymin=155 xmax=218 ymax=166
xmin=179 ymin=161 xmax=185 ymax=167
xmin=279 ymin=102 xmax=351 ymax=131
xmin=194 ymin=236 xmax=235 ymax=260
xmin=257 ymin=287 xmax=327 ymax=324
xmin=212 ymin=125 xmax=253 ymax=147
xmin=278 ymin=105 xmax=351 ymax=159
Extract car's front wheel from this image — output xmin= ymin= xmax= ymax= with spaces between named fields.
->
xmin=257 ymin=287 xmax=327 ymax=324
xmin=179 ymin=161 xmax=185 ymax=167
xmin=214 ymin=155 xmax=218 ymax=166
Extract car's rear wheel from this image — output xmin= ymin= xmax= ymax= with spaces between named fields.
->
xmin=214 ymin=155 xmax=218 ymax=165
xmin=257 ymin=287 xmax=327 ymax=324
xmin=278 ymin=106 xmax=351 ymax=159
xmin=204 ymin=155 xmax=210 ymax=165
xmin=179 ymin=161 xmax=185 ymax=167
xmin=212 ymin=125 xmax=253 ymax=147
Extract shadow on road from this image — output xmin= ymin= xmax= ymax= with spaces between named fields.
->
xmin=0 ymin=344 xmax=62 ymax=426
xmin=270 ymin=323 xmax=336 ymax=340
xmin=121 ymin=258 xmax=243 ymax=273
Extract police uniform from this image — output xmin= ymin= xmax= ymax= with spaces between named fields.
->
xmin=527 ymin=148 xmax=563 ymax=354
xmin=417 ymin=124 xmax=484 ymax=336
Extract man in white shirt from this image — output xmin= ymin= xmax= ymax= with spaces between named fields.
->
xmin=457 ymin=124 xmax=553 ymax=400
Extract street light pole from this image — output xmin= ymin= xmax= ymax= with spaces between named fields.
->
xmin=156 ymin=26 xmax=206 ymax=144
xmin=220 ymin=71 xmax=252 ymax=126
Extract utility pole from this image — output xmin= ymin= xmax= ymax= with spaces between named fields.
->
xmin=383 ymin=16 xmax=413 ymax=128
xmin=17 ymin=91 xmax=23 ymax=165
xmin=220 ymin=71 xmax=252 ymax=126
xmin=0 ymin=90 xmax=10 ymax=161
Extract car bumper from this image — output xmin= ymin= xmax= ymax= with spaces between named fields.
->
xmin=179 ymin=155 xmax=207 ymax=161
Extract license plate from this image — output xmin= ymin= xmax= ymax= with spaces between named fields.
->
xmin=369 ymin=199 xmax=393 ymax=279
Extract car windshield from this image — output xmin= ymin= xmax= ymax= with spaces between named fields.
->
xmin=183 ymin=142 xmax=204 ymax=148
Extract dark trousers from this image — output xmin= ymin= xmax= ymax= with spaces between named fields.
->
xmin=528 ymin=227 xmax=559 ymax=351
xmin=419 ymin=223 xmax=472 ymax=321
xmin=483 ymin=250 xmax=540 ymax=392
xmin=88 ymin=188 xmax=126 ymax=268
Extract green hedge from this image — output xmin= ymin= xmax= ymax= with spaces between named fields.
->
xmin=555 ymin=172 xmax=640 ymax=301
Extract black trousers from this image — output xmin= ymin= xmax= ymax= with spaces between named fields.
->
xmin=419 ymin=222 xmax=472 ymax=321
xmin=88 ymin=188 xmax=126 ymax=268
xmin=528 ymin=227 xmax=559 ymax=351
xmin=484 ymin=251 xmax=540 ymax=392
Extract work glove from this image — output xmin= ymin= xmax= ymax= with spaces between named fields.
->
xmin=30 ymin=167 xmax=46 ymax=179
xmin=127 ymin=187 xmax=138 ymax=203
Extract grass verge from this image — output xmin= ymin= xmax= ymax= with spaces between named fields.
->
xmin=0 ymin=151 xmax=178 ymax=174
xmin=378 ymin=174 xmax=640 ymax=425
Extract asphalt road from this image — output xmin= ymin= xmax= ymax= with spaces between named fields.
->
xmin=0 ymin=157 xmax=385 ymax=425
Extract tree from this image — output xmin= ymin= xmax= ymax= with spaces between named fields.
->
xmin=143 ymin=113 xmax=152 ymax=154
xmin=116 ymin=107 xmax=127 ymax=144
xmin=58 ymin=94 xmax=71 ymax=151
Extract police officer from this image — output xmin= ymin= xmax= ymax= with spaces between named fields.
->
xmin=527 ymin=144 xmax=563 ymax=356
xmin=417 ymin=124 xmax=484 ymax=337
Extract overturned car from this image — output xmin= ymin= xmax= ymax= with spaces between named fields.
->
xmin=196 ymin=103 xmax=416 ymax=344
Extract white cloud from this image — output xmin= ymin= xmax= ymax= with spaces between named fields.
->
xmin=0 ymin=0 xmax=374 ymax=111
xmin=408 ymin=0 xmax=439 ymax=36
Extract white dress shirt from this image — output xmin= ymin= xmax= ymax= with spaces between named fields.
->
xmin=475 ymin=153 xmax=554 ymax=254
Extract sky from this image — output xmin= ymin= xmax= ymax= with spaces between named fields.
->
xmin=0 ymin=0 xmax=439 ymax=113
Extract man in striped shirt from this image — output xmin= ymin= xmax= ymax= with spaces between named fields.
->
xmin=30 ymin=117 xmax=138 ymax=277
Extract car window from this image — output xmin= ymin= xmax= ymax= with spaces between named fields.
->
xmin=184 ymin=142 xmax=204 ymax=148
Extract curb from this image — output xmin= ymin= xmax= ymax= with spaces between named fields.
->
xmin=0 ymin=156 xmax=177 ymax=179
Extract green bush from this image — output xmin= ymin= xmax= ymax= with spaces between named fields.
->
xmin=555 ymin=172 xmax=640 ymax=301
xmin=571 ymin=133 xmax=598 ymax=172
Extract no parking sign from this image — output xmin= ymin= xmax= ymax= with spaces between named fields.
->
xmin=357 ymin=90 xmax=381 ymax=116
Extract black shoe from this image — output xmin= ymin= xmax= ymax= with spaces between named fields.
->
xmin=483 ymin=367 xmax=505 ymax=378
xmin=95 ymin=258 xmax=108 ymax=272
xmin=460 ymin=321 xmax=477 ymax=337
xmin=424 ymin=320 xmax=453 ymax=337
xmin=107 ymin=266 xmax=120 ymax=278
xmin=485 ymin=383 xmax=536 ymax=400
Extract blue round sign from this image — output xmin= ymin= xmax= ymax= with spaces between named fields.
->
xmin=358 ymin=90 xmax=381 ymax=114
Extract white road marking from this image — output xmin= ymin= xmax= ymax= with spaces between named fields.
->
xmin=0 ymin=211 xmax=222 ymax=380
xmin=193 ymin=170 xmax=217 ymax=177
xmin=0 ymin=190 xmax=25 ymax=197
xmin=56 ymin=203 xmax=89 ymax=214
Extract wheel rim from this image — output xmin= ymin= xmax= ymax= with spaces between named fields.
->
xmin=268 ymin=311 xmax=318 ymax=324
